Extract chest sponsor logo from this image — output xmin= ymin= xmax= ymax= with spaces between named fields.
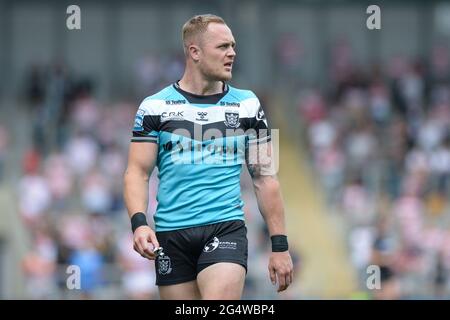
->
xmin=196 ymin=111 xmax=208 ymax=121
xmin=165 ymin=99 xmax=186 ymax=105
xmin=161 ymin=111 xmax=184 ymax=122
xmin=220 ymin=101 xmax=240 ymax=107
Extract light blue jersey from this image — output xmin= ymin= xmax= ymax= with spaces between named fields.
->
xmin=132 ymin=82 xmax=270 ymax=231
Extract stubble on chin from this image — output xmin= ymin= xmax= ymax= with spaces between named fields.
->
xmin=206 ymin=71 xmax=232 ymax=82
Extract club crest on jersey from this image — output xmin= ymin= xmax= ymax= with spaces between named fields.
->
xmin=157 ymin=255 xmax=172 ymax=275
xmin=224 ymin=110 xmax=240 ymax=128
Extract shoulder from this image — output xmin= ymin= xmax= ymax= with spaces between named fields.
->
xmin=138 ymin=85 xmax=179 ymax=114
xmin=227 ymin=85 xmax=260 ymax=115
xmin=227 ymin=85 xmax=259 ymax=102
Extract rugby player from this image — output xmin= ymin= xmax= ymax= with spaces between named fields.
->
xmin=124 ymin=14 xmax=293 ymax=299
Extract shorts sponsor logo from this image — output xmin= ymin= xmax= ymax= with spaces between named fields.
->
xmin=218 ymin=241 xmax=237 ymax=250
xmin=158 ymin=255 xmax=173 ymax=275
xmin=204 ymin=237 xmax=220 ymax=252
xmin=203 ymin=237 xmax=238 ymax=252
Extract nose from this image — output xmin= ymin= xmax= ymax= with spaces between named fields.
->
xmin=227 ymin=47 xmax=236 ymax=57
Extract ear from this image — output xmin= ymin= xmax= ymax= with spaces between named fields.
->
xmin=188 ymin=44 xmax=201 ymax=62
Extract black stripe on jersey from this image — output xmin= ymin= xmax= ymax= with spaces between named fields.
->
xmin=247 ymin=116 xmax=269 ymax=131
xmin=173 ymin=82 xmax=229 ymax=105
xmin=158 ymin=118 xmax=270 ymax=142
xmin=132 ymin=115 xmax=161 ymax=137
xmin=131 ymin=132 xmax=158 ymax=143
xmin=131 ymin=138 xmax=158 ymax=143
xmin=143 ymin=115 xmax=161 ymax=133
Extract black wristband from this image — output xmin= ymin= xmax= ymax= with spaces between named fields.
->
xmin=131 ymin=212 xmax=148 ymax=233
xmin=271 ymin=235 xmax=289 ymax=252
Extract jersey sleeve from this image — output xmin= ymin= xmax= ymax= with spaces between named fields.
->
xmin=246 ymin=99 xmax=271 ymax=145
xmin=131 ymin=99 xmax=161 ymax=143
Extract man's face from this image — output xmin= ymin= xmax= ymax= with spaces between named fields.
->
xmin=195 ymin=23 xmax=236 ymax=82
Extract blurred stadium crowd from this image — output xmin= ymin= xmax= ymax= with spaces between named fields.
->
xmin=299 ymin=41 xmax=450 ymax=299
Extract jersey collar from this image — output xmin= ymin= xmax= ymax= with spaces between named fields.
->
xmin=173 ymin=81 xmax=229 ymax=104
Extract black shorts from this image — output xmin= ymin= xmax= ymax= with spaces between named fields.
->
xmin=154 ymin=219 xmax=248 ymax=286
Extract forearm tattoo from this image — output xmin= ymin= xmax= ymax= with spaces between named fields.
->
xmin=247 ymin=163 xmax=262 ymax=178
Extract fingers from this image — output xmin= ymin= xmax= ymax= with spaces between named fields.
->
xmin=270 ymin=252 xmax=295 ymax=293
xmin=132 ymin=226 xmax=160 ymax=260
xmin=148 ymin=231 xmax=160 ymax=249
xmin=275 ymin=267 xmax=294 ymax=292
xmin=269 ymin=266 xmax=276 ymax=285
xmin=277 ymin=271 xmax=287 ymax=292
xmin=284 ymin=273 xmax=291 ymax=291
xmin=276 ymin=271 xmax=292 ymax=292
xmin=133 ymin=235 xmax=156 ymax=260
xmin=139 ymin=237 xmax=156 ymax=259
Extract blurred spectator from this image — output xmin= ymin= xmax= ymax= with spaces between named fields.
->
xmin=341 ymin=176 xmax=375 ymax=225
xmin=81 ymin=168 xmax=113 ymax=214
xmin=22 ymin=219 xmax=58 ymax=299
xmin=43 ymin=153 xmax=74 ymax=210
xmin=370 ymin=217 xmax=401 ymax=300
xmin=64 ymin=132 xmax=99 ymax=177
xmin=134 ymin=53 xmax=163 ymax=98
xmin=68 ymin=240 xmax=104 ymax=299
xmin=275 ymin=32 xmax=304 ymax=86
xmin=433 ymin=249 xmax=448 ymax=298
xmin=25 ymin=64 xmax=45 ymax=107
xmin=19 ymin=150 xmax=51 ymax=227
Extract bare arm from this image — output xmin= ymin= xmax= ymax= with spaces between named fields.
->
xmin=123 ymin=142 xmax=160 ymax=260
xmin=248 ymin=169 xmax=286 ymax=237
xmin=124 ymin=142 xmax=157 ymax=216
xmin=246 ymin=141 xmax=286 ymax=235
xmin=246 ymin=141 xmax=293 ymax=292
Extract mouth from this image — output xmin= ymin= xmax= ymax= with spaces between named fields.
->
xmin=224 ymin=62 xmax=233 ymax=70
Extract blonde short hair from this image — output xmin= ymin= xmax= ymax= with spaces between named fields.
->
xmin=182 ymin=14 xmax=226 ymax=54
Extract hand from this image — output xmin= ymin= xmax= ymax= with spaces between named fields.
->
xmin=268 ymin=251 xmax=294 ymax=292
xmin=133 ymin=225 xmax=160 ymax=260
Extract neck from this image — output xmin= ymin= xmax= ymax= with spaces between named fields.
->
xmin=178 ymin=68 xmax=224 ymax=95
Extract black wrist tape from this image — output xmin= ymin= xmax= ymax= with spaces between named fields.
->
xmin=131 ymin=212 xmax=148 ymax=233
xmin=271 ymin=235 xmax=289 ymax=252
